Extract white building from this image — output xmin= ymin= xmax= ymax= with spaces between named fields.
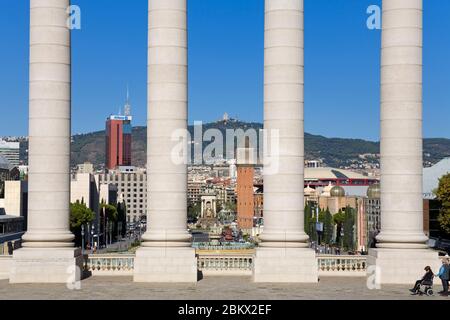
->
xmin=70 ymin=172 xmax=117 ymax=217
xmin=3 ymin=181 xmax=28 ymax=218
xmin=0 ymin=140 xmax=20 ymax=167
xmin=76 ymin=162 xmax=94 ymax=174
xmin=423 ymin=157 xmax=450 ymax=199
xmin=95 ymin=167 xmax=147 ymax=223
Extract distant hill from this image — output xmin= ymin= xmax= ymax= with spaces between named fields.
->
xmin=67 ymin=120 xmax=450 ymax=169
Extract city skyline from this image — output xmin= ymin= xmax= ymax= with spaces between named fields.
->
xmin=1 ymin=0 xmax=450 ymax=140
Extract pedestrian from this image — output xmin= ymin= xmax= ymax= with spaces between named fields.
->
xmin=436 ymin=256 xmax=450 ymax=296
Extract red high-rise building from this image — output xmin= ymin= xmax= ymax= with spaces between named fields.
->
xmin=106 ymin=92 xmax=132 ymax=170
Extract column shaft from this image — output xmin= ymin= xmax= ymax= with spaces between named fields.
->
xmin=143 ymin=0 xmax=191 ymax=247
xmin=23 ymin=0 xmax=74 ymax=248
xmin=377 ymin=0 xmax=428 ymax=249
xmin=260 ymin=0 xmax=308 ymax=248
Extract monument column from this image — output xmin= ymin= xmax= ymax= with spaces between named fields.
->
xmin=134 ymin=0 xmax=197 ymax=283
xmin=253 ymin=0 xmax=317 ymax=283
xmin=368 ymin=0 xmax=439 ymax=284
xmin=10 ymin=0 xmax=82 ymax=284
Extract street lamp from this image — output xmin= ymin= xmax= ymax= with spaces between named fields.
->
xmin=91 ymin=225 xmax=95 ymax=254
xmin=86 ymin=222 xmax=90 ymax=251
xmin=109 ymin=221 xmax=113 ymax=246
xmin=81 ymin=224 xmax=85 ymax=255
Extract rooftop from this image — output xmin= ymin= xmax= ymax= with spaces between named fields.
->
xmin=0 ymin=276 xmax=447 ymax=300
xmin=304 ymin=167 xmax=371 ymax=180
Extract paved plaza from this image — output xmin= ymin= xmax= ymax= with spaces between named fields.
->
xmin=0 ymin=276 xmax=448 ymax=300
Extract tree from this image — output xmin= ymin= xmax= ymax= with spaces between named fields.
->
xmin=343 ymin=206 xmax=356 ymax=251
xmin=224 ymin=201 xmax=237 ymax=212
xmin=117 ymin=200 xmax=127 ymax=238
xmin=70 ymin=201 xmax=95 ymax=246
xmin=100 ymin=203 xmax=119 ymax=244
xmin=304 ymin=203 xmax=312 ymax=237
xmin=188 ymin=202 xmax=202 ymax=221
xmin=333 ymin=210 xmax=345 ymax=246
xmin=100 ymin=203 xmax=118 ymax=222
xmin=323 ymin=208 xmax=334 ymax=245
xmin=436 ymin=174 xmax=450 ymax=234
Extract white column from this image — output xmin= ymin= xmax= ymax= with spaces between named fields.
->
xmin=134 ymin=0 xmax=197 ymax=283
xmin=253 ymin=0 xmax=317 ymax=283
xmin=10 ymin=0 xmax=82 ymax=284
xmin=368 ymin=0 xmax=439 ymax=284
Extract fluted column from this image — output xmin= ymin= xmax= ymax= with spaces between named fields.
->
xmin=368 ymin=0 xmax=439 ymax=285
xmin=134 ymin=0 xmax=196 ymax=283
xmin=23 ymin=0 xmax=74 ymax=248
xmin=377 ymin=0 xmax=428 ymax=249
xmin=260 ymin=0 xmax=308 ymax=248
xmin=142 ymin=0 xmax=191 ymax=247
xmin=253 ymin=0 xmax=317 ymax=283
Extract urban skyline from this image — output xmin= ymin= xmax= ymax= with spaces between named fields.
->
xmin=1 ymin=0 xmax=450 ymax=140
xmin=1 ymin=0 xmax=450 ymax=305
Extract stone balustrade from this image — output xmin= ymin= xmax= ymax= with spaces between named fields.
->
xmin=197 ymin=254 xmax=254 ymax=276
xmin=84 ymin=254 xmax=135 ymax=276
xmin=81 ymin=253 xmax=450 ymax=278
xmin=317 ymin=255 xmax=367 ymax=277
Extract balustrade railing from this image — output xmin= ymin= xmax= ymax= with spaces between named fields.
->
xmin=317 ymin=255 xmax=367 ymax=276
xmin=197 ymin=254 xmax=253 ymax=275
xmin=192 ymin=242 xmax=256 ymax=251
xmin=84 ymin=254 xmax=135 ymax=276
xmin=83 ymin=253 xmax=372 ymax=277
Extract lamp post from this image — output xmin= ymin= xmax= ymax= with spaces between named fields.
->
xmin=91 ymin=225 xmax=95 ymax=254
xmin=109 ymin=221 xmax=112 ymax=246
xmin=81 ymin=224 xmax=85 ymax=255
xmin=105 ymin=217 xmax=108 ymax=249
xmin=86 ymin=222 xmax=90 ymax=251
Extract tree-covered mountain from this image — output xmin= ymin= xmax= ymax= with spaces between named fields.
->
xmin=66 ymin=120 xmax=450 ymax=169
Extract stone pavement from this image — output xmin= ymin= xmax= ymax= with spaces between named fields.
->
xmin=0 ymin=276 xmax=449 ymax=300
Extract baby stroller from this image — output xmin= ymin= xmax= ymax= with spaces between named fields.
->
xmin=416 ymin=280 xmax=434 ymax=296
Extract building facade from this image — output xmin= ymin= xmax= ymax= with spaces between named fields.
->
xmin=96 ymin=167 xmax=147 ymax=223
xmin=0 ymin=141 xmax=20 ymax=168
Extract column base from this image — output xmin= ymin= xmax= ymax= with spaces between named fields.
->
xmin=133 ymin=247 xmax=198 ymax=283
xmin=253 ymin=247 xmax=318 ymax=283
xmin=9 ymin=248 xmax=83 ymax=284
xmin=368 ymin=248 xmax=440 ymax=285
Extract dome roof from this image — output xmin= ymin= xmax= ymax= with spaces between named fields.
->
xmin=321 ymin=182 xmax=334 ymax=196
xmin=367 ymin=184 xmax=381 ymax=198
xmin=330 ymin=186 xmax=345 ymax=197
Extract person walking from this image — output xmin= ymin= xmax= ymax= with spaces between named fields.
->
xmin=436 ymin=257 xmax=450 ymax=296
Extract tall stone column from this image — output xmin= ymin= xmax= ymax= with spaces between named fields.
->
xmin=368 ymin=0 xmax=439 ymax=284
xmin=134 ymin=0 xmax=197 ymax=283
xmin=10 ymin=0 xmax=82 ymax=284
xmin=253 ymin=0 xmax=317 ymax=283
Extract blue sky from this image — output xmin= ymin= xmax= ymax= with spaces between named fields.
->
xmin=1 ymin=0 xmax=449 ymax=141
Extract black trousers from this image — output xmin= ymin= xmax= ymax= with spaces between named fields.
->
xmin=441 ymin=279 xmax=449 ymax=293
xmin=413 ymin=280 xmax=422 ymax=292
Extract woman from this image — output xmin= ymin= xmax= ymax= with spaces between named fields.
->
xmin=410 ymin=266 xmax=434 ymax=295
xmin=436 ymin=257 xmax=450 ymax=296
